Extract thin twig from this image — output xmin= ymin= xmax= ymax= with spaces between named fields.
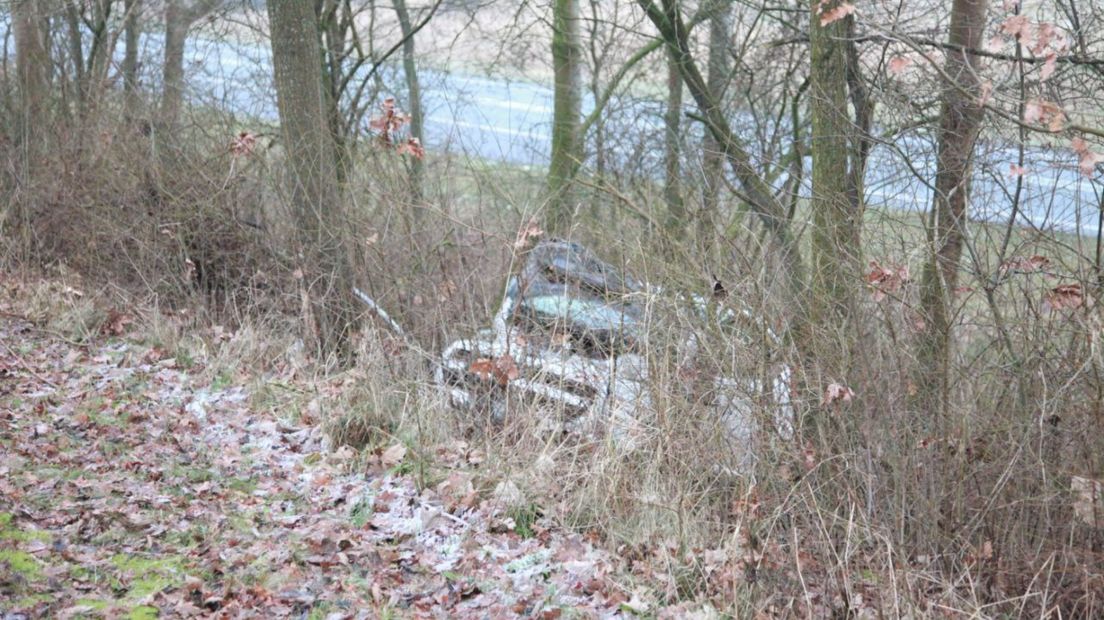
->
xmin=1 ymin=340 xmax=60 ymax=390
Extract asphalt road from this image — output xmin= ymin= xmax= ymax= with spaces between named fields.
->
xmin=102 ymin=23 xmax=1104 ymax=238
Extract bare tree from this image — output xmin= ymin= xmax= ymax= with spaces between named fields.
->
xmin=636 ymin=0 xmax=806 ymax=313
xmin=547 ymin=0 xmax=584 ymax=232
xmin=663 ymin=48 xmax=684 ymax=230
xmin=60 ymin=0 xmax=122 ymax=125
xmin=12 ymin=0 xmax=51 ymax=170
xmin=700 ymin=0 xmax=731 ymax=239
xmin=268 ymin=0 xmax=357 ymax=359
xmin=123 ymin=0 xmax=143 ymax=117
xmin=161 ymin=0 xmax=223 ymax=129
xmin=917 ymin=0 xmax=990 ymax=415
xmin=394 ymin=0 xmax=426 ymax=206
xmin=808 ymin=4 xmax=862 ymax=330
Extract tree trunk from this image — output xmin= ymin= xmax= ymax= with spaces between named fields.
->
xmin=123 ymin=0 xmax=143 ymax=116
xmin=663 ymin=47 xmax=684 ymax=231
xmin=63 ymin=3 xmax=86 ymax=115
xmin=547 ymin=0 xmax=583 ymax=233
xmin=318 ymin=0 xmax=349 ymax=183
xmin=917 ymin=0 xmax=990 ymax=416
xmin=808 ymin=2 xmax=861 ymax=330
xmin=700 ymin=0 xmax=730 ymax=240
xmin=267 ymin=0 xmax=357 ymax=360
xmin=394 ymin=0 xmax=426 ymax=207
xmin=161 ymin=1 xmax=190 ymax=129
xmin=13 ymin=0 xmax=51 ymax=170
xmin=161 ymin=0 xmax=221 ymax=130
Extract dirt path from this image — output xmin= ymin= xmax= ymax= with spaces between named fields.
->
xmin=0 ymin=310 xmax=644 ymax=619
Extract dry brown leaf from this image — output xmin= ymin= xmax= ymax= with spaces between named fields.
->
xmin=866 ymin=260 xmax=909 ymax=302
xmin=818 ymin=1 xmax=856 ymax=26
xmin=380 ymin=443 xmax=407 ymax=468
xmin=822 ymin=382 xmax=855 ymax=406
xmin=999 ymin=254 xmax=1050 ymax=276
xmin=1044 ymin=283 xmax=1088 ymax=311
xmin=514 ymin=218 xmax=544 ymax=250
xmin=101 ymin=309 xmax=133 ymax=336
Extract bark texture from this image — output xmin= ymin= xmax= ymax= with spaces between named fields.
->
xmin=395 ymin=0 xmax=426 ymax=206
xmin=161 ymin=0 xmax=222 ymax=129
xmin=700 ymin=0 xmax=731 ymax=239
xmin=547 ymin=0 xmax=583 ymax=232
xmin=918 ymin=0 xmax=990 ymax=415
xmin=123 ymin=0 xmax=143 ymax=115
xmin=267 ymin=0 xmax=357 ymax=359
xmin=808 ymin=3 xmax=861 ymax=328
xmin=13 ymin=0 xmax=51 ymax=171
xmin=663 ymin=47 xmax=685 ymax=229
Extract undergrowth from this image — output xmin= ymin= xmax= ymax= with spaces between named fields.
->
xmin=3 ymin=102 xmax=1102 ymax=618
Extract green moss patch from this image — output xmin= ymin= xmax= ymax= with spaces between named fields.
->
xmin=0 ymin=549 xmax=43 ymax=579
xmin=110 ymin=553 xmax=188 ymax=604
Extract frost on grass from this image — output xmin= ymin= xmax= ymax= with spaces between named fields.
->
xmin=0 ymin=285 xmax=660 ymax=619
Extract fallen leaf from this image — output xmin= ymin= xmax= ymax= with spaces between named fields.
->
xmin=470 ymin=355 xmax=519 ymax=385
xmin=380 ymin=443 xmax=407 ymax=467
xmin=101 ymin=309 xmax=133 ymax=336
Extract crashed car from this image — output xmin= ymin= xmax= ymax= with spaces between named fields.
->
xmin=434 ymin=240 xmax=793 ymax=462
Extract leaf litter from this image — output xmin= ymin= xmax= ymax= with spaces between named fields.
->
xmin=0 ymin=286 xmax=667 ymax=619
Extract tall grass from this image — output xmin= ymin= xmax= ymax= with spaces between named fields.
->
xmin=3 ymin=94 xmax=1102 ymax=617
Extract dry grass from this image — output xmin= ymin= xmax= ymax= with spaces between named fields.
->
xmin=3 ymin=96 xmax=1103 ymax=618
